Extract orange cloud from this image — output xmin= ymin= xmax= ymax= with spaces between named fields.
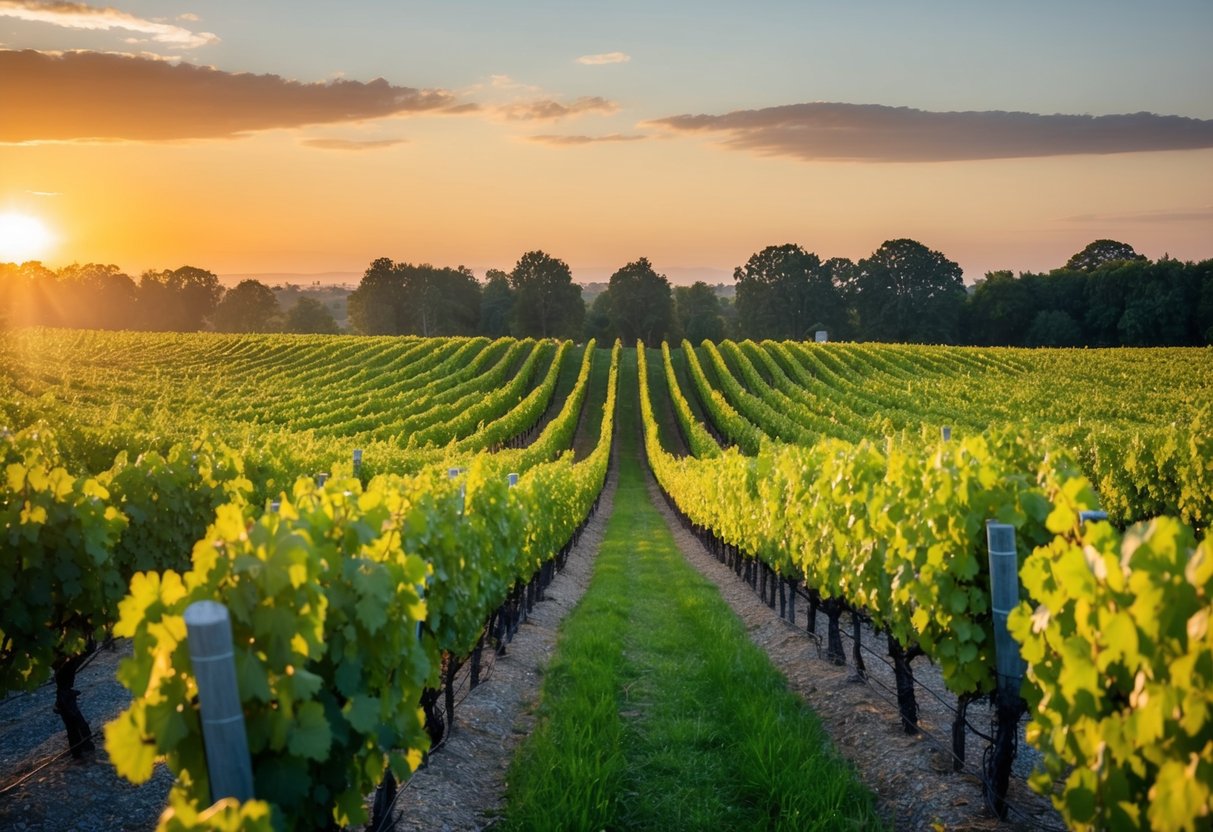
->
xmin=498 ymin=96 xmax=617 ymax=121
xmin=0 ymin=50 xmax=456 ymax=142
xmin=301 ymin=137 xmax=406 ymax=151
xmin=0 ymin=0 xmax=217 ymax=48
xmin=647 ymin=102 xmax=1213 ymax=162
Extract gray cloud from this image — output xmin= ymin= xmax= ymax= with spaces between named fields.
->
xmin=499 ymin=96 xmax=617 ymax=121
xmin=301 ymin=137 xmax=406 ymax=151
xmin=1061 ymin=206 xmax=1213 ymax=224
xmin=527 ymin=133 xmax=647 ymax=146
xmin=646 ymin=102 xmax=1213 ymax=162
xmin=0 ymin=50 xmax=456 ymax=142
xmin=0 ymin=1 xmax=217 ymax=49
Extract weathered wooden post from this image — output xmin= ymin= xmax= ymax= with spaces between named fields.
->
xmin=183 ymin=601 xmax=254 ymax=804
xmin=984 ymin=521 xmax=1025 ymax=818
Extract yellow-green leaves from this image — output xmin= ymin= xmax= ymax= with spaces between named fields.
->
xmin=1014 ymin=514 xmax=1212 ymax=831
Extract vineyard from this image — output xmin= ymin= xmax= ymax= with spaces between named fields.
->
xmin=1 ymin=330 xmax=1210 ymax=831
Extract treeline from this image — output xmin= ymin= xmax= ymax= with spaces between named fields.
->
xmin=0 ymin=262 xmax=339 ymax=334
xmin=4 ymin=239 xmax=1211 ymax=346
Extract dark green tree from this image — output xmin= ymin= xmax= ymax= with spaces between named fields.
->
xmin=674 ymin=281 xmax=725 ymax=343
xmin=734 ymin=244 xmax=844 ymax=340
xmin=962 ymin=271 xmax=1037 ymax=346
xmin=854 ymin=239 xmax=966 ymax=343
xmin=1064 ymin=239 xmax=1146 ymax=272
xmin=509 ymin=250 xmax=584 ymax=338
xmin=583 ymin=292 xmax=613 ymax=343
xmin=347 ymin=257 xmax=401 ymax=335
xmin=284 ymin=296 xmax=340 ymax=334
xmin=479 ymin=269 xmax=515 ymax=336
xmin=212 ymin=279 xmax=281 ymax=333
xmin=605 ymin=257 xmax=674 ymax=345
xmin=348 ymin=258 xmax=480 ymax=336
xmin=1025 ymin=310 xmax=1083 ymax=347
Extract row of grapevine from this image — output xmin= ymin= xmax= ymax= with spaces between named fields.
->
xmin=690 ymin=339 xmax=1213 ymax=529
xmin=0 ymin=332 xmax=569 ymax=482
xmin=105 ymin=340 xmax=620 ymax=830
xmin=641 ymin=344 xmax=1211 ymax=831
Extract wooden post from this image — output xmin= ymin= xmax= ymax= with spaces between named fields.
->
xmin=183 ymin=601 xmax=254 ymax=803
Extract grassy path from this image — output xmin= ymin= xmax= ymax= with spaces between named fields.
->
xmin=499 ymin=351 xmax=882 ymax=831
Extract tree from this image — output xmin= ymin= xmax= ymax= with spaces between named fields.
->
xmin=479 ymin=269 xmax=514 ymax=336
xmin=605 ymin=257 xmax=674 ymax=345
xmin=1025 ymin=310 xmax=1083 ymax=347
xmin=347 ymin=257 xmax=401 ymax=335
xmin=55 ymin=263 xmax=139 ymax=330
xmin=509 ymin=250 xmax=584 ymax=338
xmin=584 ymin=292 xmax=613 ymax=343
xmin=347 ymin=258 xmax=480 ymax=336
xmin=733 ymin=244 xmax=843 ymax=340
xmin=854 ymin=239 xmax=966 ymax=343
xmin=284 ymin=296 xmax=340 ymax=334
xmin=962 ymin=271 xmax=1037 ymax=346
xmin=137 ymin=265 xmax=222 ymax=331
xmin=674 ymin=282 xmax=725 ymax=343
xmin=1064 ymin=239 xmax=1146 ymax=272
xmin=212 ymin=279 xmax=281 ymax=333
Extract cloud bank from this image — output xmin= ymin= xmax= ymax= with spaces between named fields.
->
xmin=0 ymin=50 xmax=456 ymax=142
xmin=498 ymin=96 xmax=617 ymax=121
xmin=0 ymin=0 xmax=217 ymax=48
xmin=527 ymin=133 xmax=646 ymax=146
xmin=646 ymin=102 xmax=1213 ymax=162
xmin=301 ymin=137 xmax=406 ymax=151
xmin=577 ymin=51 xmax=630 ymax=65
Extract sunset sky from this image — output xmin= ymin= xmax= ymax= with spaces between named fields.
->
xmin=2 ymin=0 xmax=1211 ymax=284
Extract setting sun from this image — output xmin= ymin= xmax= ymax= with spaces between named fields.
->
xmin=0 ymin=212 xmax=55 ymax=263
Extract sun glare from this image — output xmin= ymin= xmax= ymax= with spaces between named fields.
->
xmin=0 ymin=212 xmax=56 ymax=263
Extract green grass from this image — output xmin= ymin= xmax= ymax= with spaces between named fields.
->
xmin=498 ymin=350 xmax=884 ymax=831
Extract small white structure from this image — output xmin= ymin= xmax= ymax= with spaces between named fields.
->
xmin=815 ymin=330 xmax=829 ymax=343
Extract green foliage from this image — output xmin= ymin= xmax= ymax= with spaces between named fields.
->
xmin=1010 ymin=483 xmax=1212 ymax=832
xmin=604 ymin=256 xmax=674 ymax=345
xmin=855 ymin=238 xmax=966 ymax=343
xmin=156 ymin=791 xmax=276 ymax=832
xmin=283 ymin=296 xmax=339 ymax=334
xmin=0 ymin=425 xmax=127 ymax=694
xmin=212 ymin=279 xmax=281 ymax=333
xmin=103 ymin=340 xmax=620 ymax=830
xmin=733 ymin=243 xmax=844 ymax=340
xmin=508 ymin=250 xmax=585 ymax=339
